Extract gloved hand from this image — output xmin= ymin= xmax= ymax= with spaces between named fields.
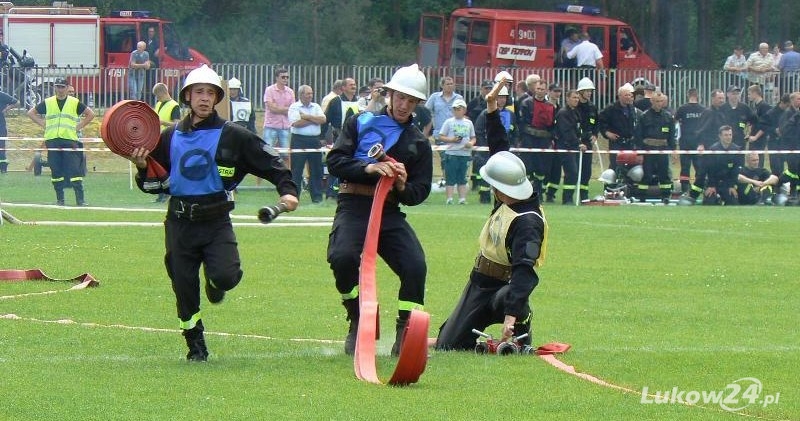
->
xmin=257 ymin=203 xmax=289 ymax=224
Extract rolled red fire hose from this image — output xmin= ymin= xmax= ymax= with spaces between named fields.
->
xmin=100 ymin=100 xmax=167 ymax=177
xmin=353 ymin=145 xmax=430 ymax=386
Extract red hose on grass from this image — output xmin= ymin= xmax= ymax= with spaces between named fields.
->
xmin=0 ymin=269 xmax=99 ymax=288
xmin=353 ymin=145 xmax=430 ymax=386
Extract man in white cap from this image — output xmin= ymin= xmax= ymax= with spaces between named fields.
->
xmin=128 ymin=64 xmax=299 ymax=361
xmin=326 ymin=64 xmax=433 ymax=357
xmin=436 ymin=144 xmax=547 ymax=350
xmin=439 ymin=97 xmax=476 ymax=204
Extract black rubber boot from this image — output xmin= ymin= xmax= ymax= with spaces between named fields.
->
xmin=183 ymin=320 xmax=208 ymax=362
xmin=390 ymin=317 xmax=408 ymax=357
xmin=342 ymin=298 xmax=359 ymax=355
xmin=73 ymin=181 xmax=86 ymax=206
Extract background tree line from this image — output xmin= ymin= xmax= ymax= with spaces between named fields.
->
xmin=46 ymin=0 xmax=800 ymax=68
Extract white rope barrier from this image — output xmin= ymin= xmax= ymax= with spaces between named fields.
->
xmin=3 ymin=139 xmax=800 ymax=155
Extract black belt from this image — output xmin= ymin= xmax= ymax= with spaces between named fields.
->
xmin=578 ymin=65 xmax=596 ymax=68
xmin=169 ymin=197 xmax=234 ymax=222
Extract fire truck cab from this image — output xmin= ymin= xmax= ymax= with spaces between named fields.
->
xmin=419 ymin=5 xmax=658 ymax=70
xmin=0 ymin=2 xmax=209 ymax=105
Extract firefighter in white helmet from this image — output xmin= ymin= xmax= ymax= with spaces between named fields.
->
xmin=436 ymin=148 xmax=548 ymax=351
xmin=128 ymin=64 xmax=299 ymax=361
xmin=326 ymin=63 xmax=433 ymax=357
xmin=576 ymin=77 xmax=599 ymax=201
xmin=228 ymin=77 xmax=255 ymax=133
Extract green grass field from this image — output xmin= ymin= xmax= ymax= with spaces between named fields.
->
xmin=1 ymin=172 xmax=797 ymax=420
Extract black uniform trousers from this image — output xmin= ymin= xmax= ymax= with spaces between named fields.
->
xmin=518 ymin=134 xmax=552 ymax=193
xmin=679 ymin=143 xmax=702 ymax=192
xmin=436 ymin=271 xmax=531 ymax=351
xmin=578 ymin=141 xmax=593 ymax=200
xmin=641 ymin=153 xmax=672 ymax=199
xmin=290 ymin=134 xmax=325 ymax=203
xmin=46 ymin=138 xmax=85 ymax=203
xmin=165 ymin=214 xmax=242 ymax=327
xmin=327 ymin=195 xmax=426 ymax=309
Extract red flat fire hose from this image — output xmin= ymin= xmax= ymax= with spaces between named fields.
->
xmin=100 ymin=100 xmax=167 ymax=178
xmin=0 ymin=269 xmax=99 ymax=289
xmin=353 ymin=145 xmax=430 ymax=386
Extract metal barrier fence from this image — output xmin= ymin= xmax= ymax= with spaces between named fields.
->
xmin=5 ymin=64 xmax=800 ymax=112
xmin=211 ymin=64 xmax=800 ymax=111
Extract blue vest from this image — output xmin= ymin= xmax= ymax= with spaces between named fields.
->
xmin=169 ymin=128 xmax=224 ymax=196
xmin=353 ymin=112 xmax=404 ymax=163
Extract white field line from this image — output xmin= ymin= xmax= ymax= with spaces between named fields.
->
xmin=0 ymin=289 xmax=71 ymax=300
xmin=0 ymin=202 xmax=333 ymax=226
xmin=0 ymin=313 xmax=342 ymax=344
xmin=0 ymin=202 xmax=334 ymax=222
xmin=5 ymin=221 xmax=332 ymax=227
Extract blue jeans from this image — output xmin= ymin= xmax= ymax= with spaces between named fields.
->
xmin=262 ymin=128 xmax=290 ymax=157
xmin=128 ymin=73 xmax=145 ymax=100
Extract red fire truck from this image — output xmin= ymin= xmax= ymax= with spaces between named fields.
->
xmin=418 ymin=5 xmax=659 ymax=88
xmin=0 ymin=2 xmax=210 ymax=105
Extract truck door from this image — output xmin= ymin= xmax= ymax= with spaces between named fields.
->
xmin=464 ymin=19 xmax=490 ymax=67
xmin=449 ymin=17 xmax=470 ymax=67
xmin=419 ymin=14 xmax=444 ymax=67
xmin=103 ymin=23 xmax=136 ymax=67
xmin=512 ymin=22 xmax=553 ymax=67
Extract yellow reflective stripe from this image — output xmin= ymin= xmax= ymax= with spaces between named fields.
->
xmin=51 ymin=176 xmax=64 ymax=182
xmin=659 ymin=183 xmax=672 ymax=189
xmin=179 ymin=312 xmax=202 ymax=330
xmin=70 ymin=176 xmax=83 ymax=182
xmin=398 ymin=300 xmax=423 ymax=312
xmin=340 ymin=285 xmax=359 ymax=300
xmin=690 ymin=184 xmax=703 ymax=193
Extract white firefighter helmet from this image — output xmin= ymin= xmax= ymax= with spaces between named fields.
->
xmin=384 ymin=64 xmax=428 ymax=101
xmin=627 ymin=165 xmax=644 ymax=182
xmin=498 ymin=85 xmax=509 ymax=96
xmin=495 ymin=70 xmax=513 ymax=83
xmin=597 ymin=168 xmax=616 ymax=184
xmin=228 ymin=77 xmax=242 ymax=89
xmin=479 ymin=151 xmax=533 ymax=200
xmin=577 ymin=77 xmax=595 ymax=91
xmin=180 ymin=64 xmax=224 ymax=105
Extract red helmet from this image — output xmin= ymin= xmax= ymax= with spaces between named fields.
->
xmin=616 ymin=151 xmax=641 ymax=166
